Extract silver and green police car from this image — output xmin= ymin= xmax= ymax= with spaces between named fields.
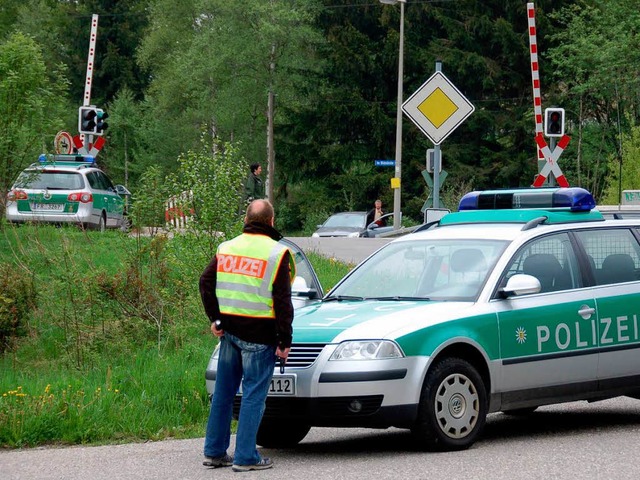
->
xmin=5 ymin=154 xmax=129 ymax=231
xmin=205 ymin=187 xmax=640 ymax=451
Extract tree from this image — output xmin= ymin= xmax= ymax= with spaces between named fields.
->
xmin=100 ymin=87 xmax=146 ymax=187
xmin=547 ymin=0 xmax=640 ymax=197
xmin=600 ymin=123 xmax=640 ymax=204
xmin=138 ymin=0 xmax=324 ymax=198
xmin=165 ymin=137 xmax=248 ymax=268
xmin=0 ymin=32 xmax=69 ymax=209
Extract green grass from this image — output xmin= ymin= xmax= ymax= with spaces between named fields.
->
xmin=0 ymin=223 xmax=352 ymax=448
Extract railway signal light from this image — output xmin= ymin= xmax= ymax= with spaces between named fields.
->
xmin=78 ymin=106 xmax=98 ymax=135
xmin=95 ymin=109 xmax=109 ymax=136
xmin=544 ymin=108 xmax=565 ymax=138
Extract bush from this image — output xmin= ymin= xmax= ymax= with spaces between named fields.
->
xmin=0 ymin=262 xmax=36 ymax=353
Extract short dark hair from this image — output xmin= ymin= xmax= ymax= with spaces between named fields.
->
xmin=250 ymin=163 xmax=261 ymax=174
xmin=246 ymin=199 xmax=274 ymax=225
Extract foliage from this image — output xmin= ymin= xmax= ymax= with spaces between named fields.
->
xmin=99 ymin=87 xmax=147 ymax=188
xmin=305 ymin=251 xmax=352 ymax=294
xmin=547 ymin=0 xmax=640 ymax=196
xmin=600 ymin=123 xmax=640 ymax=204
xmin=0 ymin=262 xmax=36 ymax=354
xmin=128 ymin=165 xmax=169 ymax=231
xmin=2 ymin=0 xmax=639 ymax=231
xmin=0 ymin=32 xmax=69 ymax=207
xmin=0 ymin=224 xmax=351 ymax=447
xmin=165 ymin=137 xmax=247 ymax=268
xmin=0 ymin=350 xmax=210 ymax=447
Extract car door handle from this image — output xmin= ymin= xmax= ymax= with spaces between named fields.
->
xmin=578 ymin=305 xmax=595 ymax=319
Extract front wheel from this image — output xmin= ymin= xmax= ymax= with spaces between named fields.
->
xmin=412 ymin=357 xmax=487 ymax=451
xmin=256 ymin=419 xmax=310 ymax=448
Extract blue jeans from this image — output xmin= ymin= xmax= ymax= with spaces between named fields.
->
xmin=204 ymin=333 xmax=276 ymax=466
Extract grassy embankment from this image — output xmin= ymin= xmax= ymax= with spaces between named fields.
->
xmin=0 ymin=224 xmax=351 ymax=448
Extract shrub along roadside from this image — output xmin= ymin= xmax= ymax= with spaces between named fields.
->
xmin=0 ymin=224 xmax=351 ymax=448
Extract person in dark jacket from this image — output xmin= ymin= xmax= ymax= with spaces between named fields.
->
xmin=366 ymin=199 xmax=386 ymax=227
xmin=199 ymin=199 xmax=294 ymax=472
xmin=243 ymin=163 xmax=265 ymax=203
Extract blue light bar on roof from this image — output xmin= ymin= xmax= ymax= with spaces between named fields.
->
xmin=38 ymin=154 xmax=96 ymax=164
xmin=458 ymin=187 xmax=596 ymax=212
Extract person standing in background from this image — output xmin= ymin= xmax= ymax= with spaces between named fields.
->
xmin=366 ymin=199 xmax=386 ymax=226
xmin=243 ymin=163 xmax=265 ymax=203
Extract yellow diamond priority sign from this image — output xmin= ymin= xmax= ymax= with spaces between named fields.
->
xmin=402 ymin=71 xmax=475 ymax=145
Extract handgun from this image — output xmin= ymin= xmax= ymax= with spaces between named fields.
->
xmin=278 ymin=356 xmax=285 ymax=374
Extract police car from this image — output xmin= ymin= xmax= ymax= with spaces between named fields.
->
xmin=205 ymin=187 xmax=640 ymax=451
xmin=5 ymin=154 xmax=129 ymax=231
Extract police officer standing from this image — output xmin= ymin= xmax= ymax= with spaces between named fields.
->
xmin=199 ymin=199 xmax=295 ymax=472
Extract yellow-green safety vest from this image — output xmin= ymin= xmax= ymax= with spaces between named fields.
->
xmin=215 ymin=233 xmax=296 ymax=318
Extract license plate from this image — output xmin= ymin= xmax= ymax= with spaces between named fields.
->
xmin=32 ymin=203 xmax=64 ymax=211
xmin=268 ymin=375 xmax=296 ymax=396
xmin=237 ymin=374 xmax=296 ymax=396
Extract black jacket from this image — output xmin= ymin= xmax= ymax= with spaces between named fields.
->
xmin=199 ymin=222 xmax=294 ymax=349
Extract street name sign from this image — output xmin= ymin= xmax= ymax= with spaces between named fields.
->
xmin=402 ymin=71 xmax=475 ymax=145
xmin=375 ymin=159 xmax=395 ymax=167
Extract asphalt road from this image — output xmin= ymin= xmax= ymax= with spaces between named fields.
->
xmin=3 ymin=397 xmax=640 ymax=480
xmin=285 ymin=236 xmax=392 ymax=265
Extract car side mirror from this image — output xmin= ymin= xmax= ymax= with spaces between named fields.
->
xmin=116 ymin=185 xmax=131 ymax=196
xmin=292 ymin=276 xmax=319 ymax=299
xmin=500 ymin=274 xmax=541 ymax=297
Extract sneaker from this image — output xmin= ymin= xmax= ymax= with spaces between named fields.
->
xmin=203 ymin=453 xmax=233 ymax=468
xmin=231 ymin=457 xmax=274 ymax=472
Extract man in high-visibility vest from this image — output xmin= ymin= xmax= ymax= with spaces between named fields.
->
xmin=199 ymin=199 xmax=295 ymax=472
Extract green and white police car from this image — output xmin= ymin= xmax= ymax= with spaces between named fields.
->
xmin=205 ymin=187 xmax=640 ymax=451
xmin=5 ymin=154 xmax=129 ymax=231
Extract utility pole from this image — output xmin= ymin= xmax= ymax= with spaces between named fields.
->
xmin=266 ymin=43 xmax=276 ymax=202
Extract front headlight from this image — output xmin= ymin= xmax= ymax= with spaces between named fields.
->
xmin=330 ymin=340 xmax=404 ymax=360
xmin=311 ymin=232 xmax=320 ymax=238
xmin=347 ymin=232 xmax=360 ymax=238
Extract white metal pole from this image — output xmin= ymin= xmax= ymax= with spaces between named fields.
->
xmin=83 ymin=14 xmax=99 ymax=108
xmin=80 ymin=14 xmax=98 ymax=152
xmin=433 ymin=61 xmax=442 ymax=208
xmin=392 ymin=1 xmax=405 ymax=230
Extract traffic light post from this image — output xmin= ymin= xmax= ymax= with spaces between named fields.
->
xmin=76 ymin=106 xmax=108 ymax=156
xmin=74 ymin=14 xmax=108 ymax=158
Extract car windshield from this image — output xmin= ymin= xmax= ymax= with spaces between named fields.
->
xmin=324 ymin=213 xmax=365 ymax=229
xmin=328 ymin=239 xmax=507 ymax=301
xmin=15 ymin=171 xmax=84 ymax=190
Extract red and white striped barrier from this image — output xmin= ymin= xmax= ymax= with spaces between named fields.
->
xmin=527 ymin=3 xmax=546 ymax=166
xmin=71 ymin=135 xmax=105 ymax=157
xmin=165 ymin=191 xmax=195 ymax=229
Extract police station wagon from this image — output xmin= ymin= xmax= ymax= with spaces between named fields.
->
xmin=5 ymin=154 xmax=129 ymax=231
xmin=205 ymin=187 xmax=640 ymax=451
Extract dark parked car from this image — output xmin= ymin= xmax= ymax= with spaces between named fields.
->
xmin=312 ymin=211 xmax=397 ymax=238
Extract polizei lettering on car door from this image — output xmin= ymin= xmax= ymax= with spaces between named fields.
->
xmin=536 ymin=314 xmax=640 ymax=352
